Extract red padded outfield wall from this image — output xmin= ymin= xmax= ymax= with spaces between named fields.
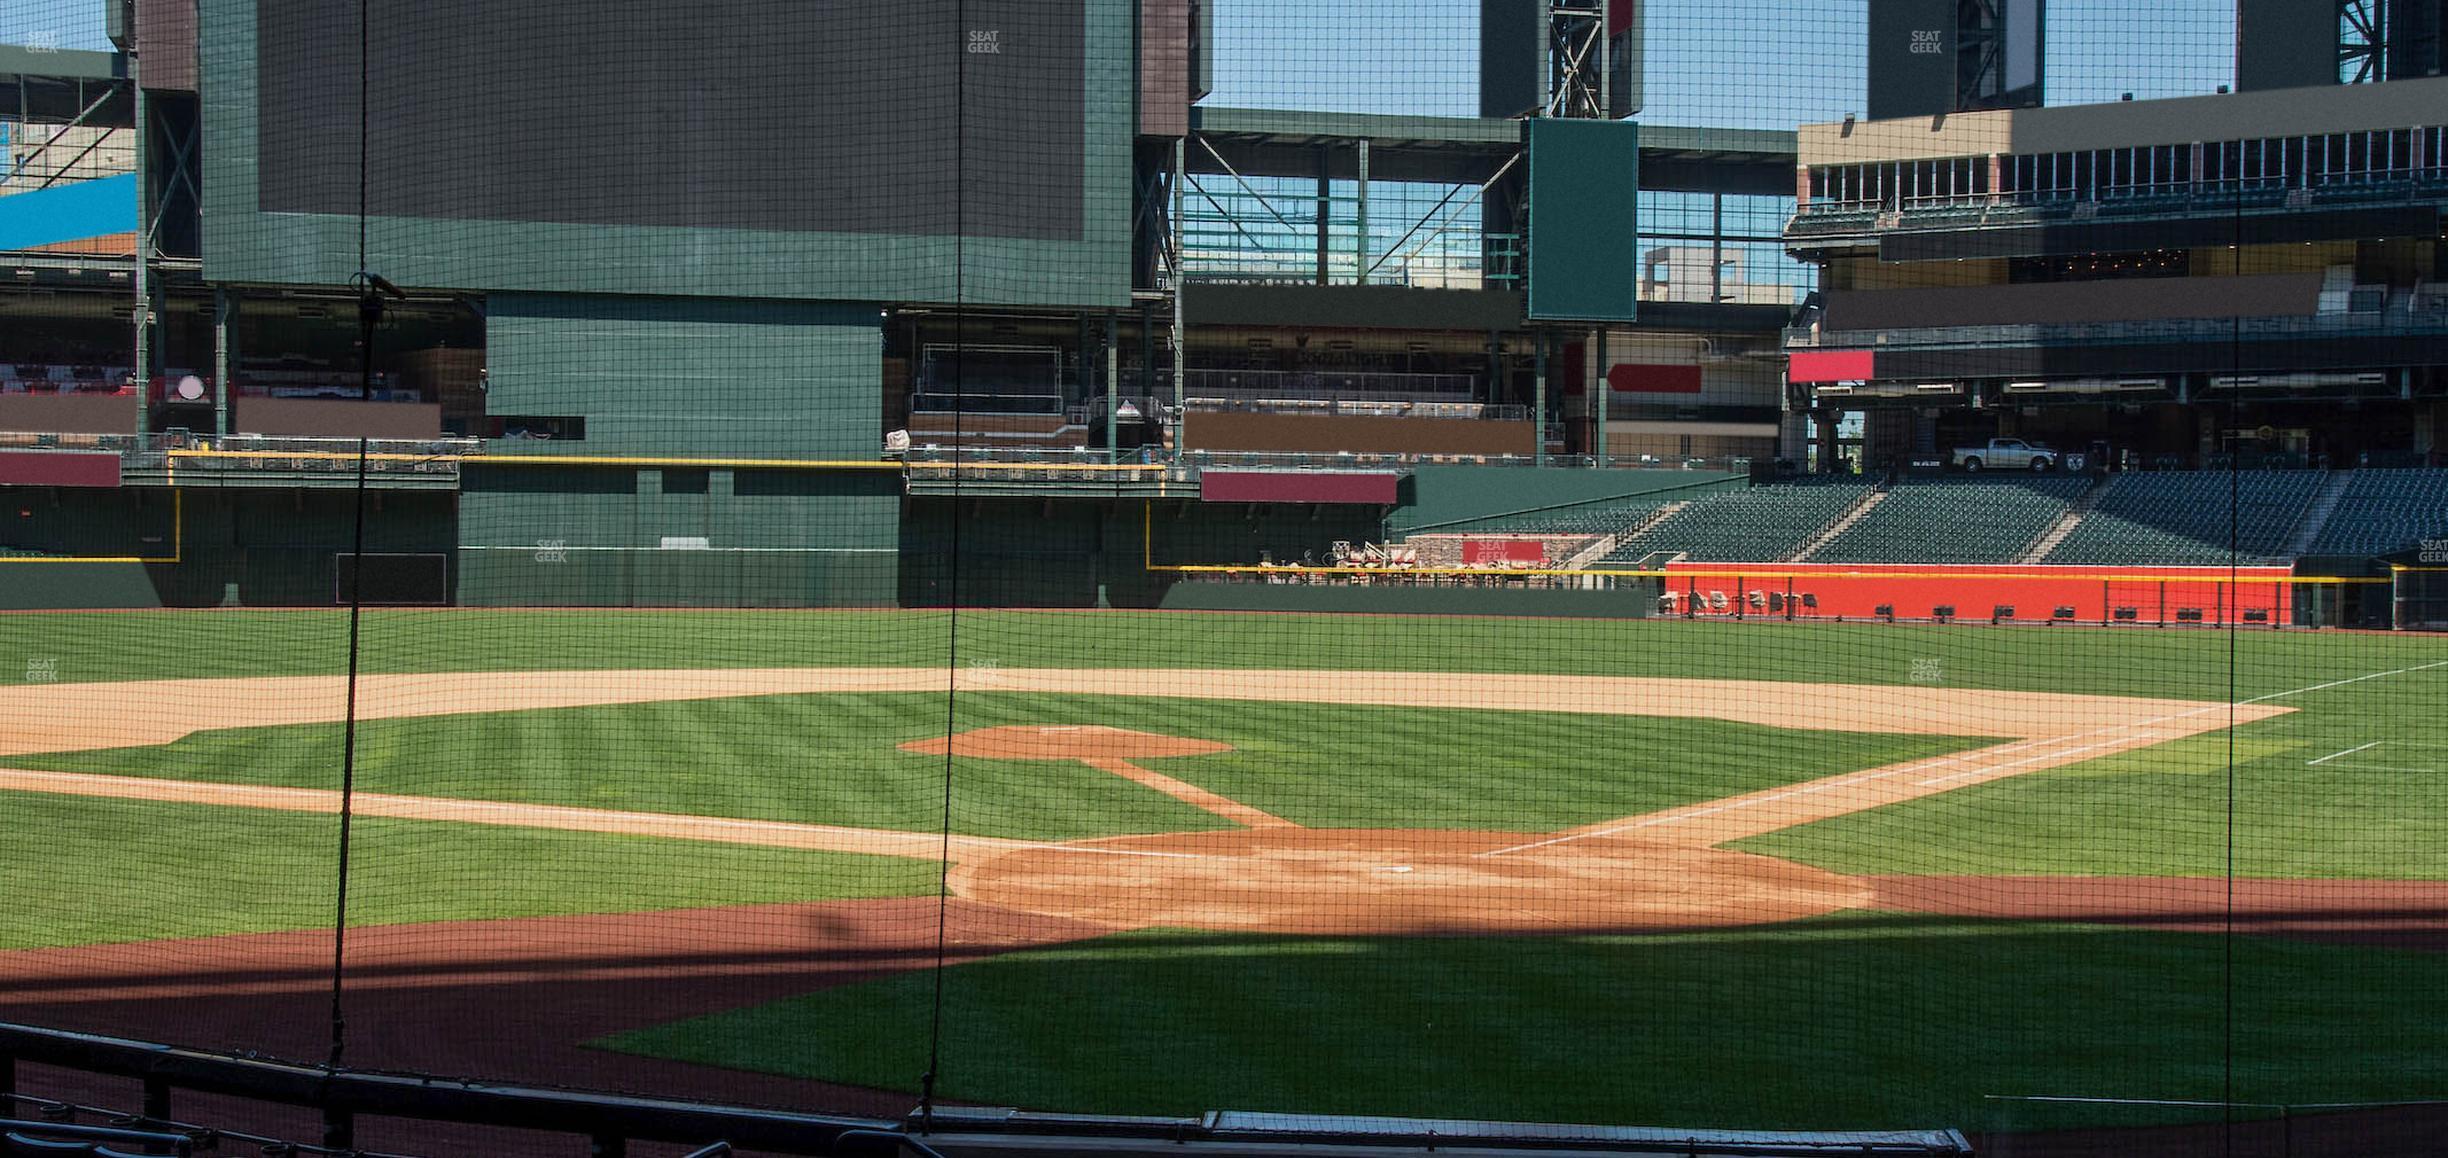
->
xmin=1659 ymin=561 xmax=2295 ymax=625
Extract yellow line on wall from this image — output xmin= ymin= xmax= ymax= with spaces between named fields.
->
xmin=467 ymin=454 xmax=904 ymax=470
xmin=1146 ymin=562 xmax=2386 ymax=585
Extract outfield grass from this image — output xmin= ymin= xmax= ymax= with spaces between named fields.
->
xmin=596 ymin=917 xmax=2448 ymax=1131
xmin=1740 ymin=660 xmax=2448 ymax=877
xmin=0 ymin=790 xmax=937 ymax=949
xmin=1 ymin=608 xmax=2439 ymax=702
xmin=10 ymin=692 xmax=1989 ymax=837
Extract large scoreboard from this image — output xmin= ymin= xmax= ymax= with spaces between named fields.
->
xmin=203 ymin=0 xmax=1133 ymax=307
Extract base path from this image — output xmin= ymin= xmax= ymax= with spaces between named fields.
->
xmin=0 ymin=665 xmax=2274 ymax=755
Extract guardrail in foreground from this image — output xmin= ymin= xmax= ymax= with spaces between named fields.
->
xmin=0 ymin=1021 xmax=904 ymax=1157
xmin=0 ymin=1022 xmax=1971 ymax=1158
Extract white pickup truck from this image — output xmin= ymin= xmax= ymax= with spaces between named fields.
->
xmin=1953 ymin=438 xmax=2058 ymax=472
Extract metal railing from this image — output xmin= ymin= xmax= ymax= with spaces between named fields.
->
xmin=896 ymin=445 xmax=1755 ymax=476
xmin=6 ymin=428 xmax=1753 ymax=481
xmin=0 ymin=430 xmax=479 ymax=474
xmin=1157 ymin=368 xmax=1480 ymax=401
xmin=0 ymin=1021 xmax=901 ymax=1158
xmin=170 ymin=432 xmax=480 ymax=474
xmin=1183 ymin=397 xmax=1528 ymax=421
xmin=0 ymin=1018 xmax=1976 ymax=1158
xmin=1791 ymin=301 xmax=2448 ymax=350
xmin=1790 ymin=172 xmax=2448 ymax=232
xmin=1177 ymin=450 xmax=1752 ymax=473
xmin=0 ymin=429 xmax=148 ymax=455
xmin=906 ymin=392 xmax=1070 ymax=416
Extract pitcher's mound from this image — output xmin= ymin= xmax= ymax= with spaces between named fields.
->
xmin=949 ymin=827 xmax=1872 ymax=936
xmin=901 ymin=725 xmax=1232 ymax=761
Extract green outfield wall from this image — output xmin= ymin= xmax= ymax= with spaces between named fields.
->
xmin=899 ymin=498 xmax=1387 ymax=608
xmin=483 ymin=296 xmax=885 ymax=458
xmin=13 ymin=467 xmax=1740 ymax=611
xmin=0 ymin=486 xmax=457 ymax=609
xmin=456 ymin=465 xmax=903 ymax=608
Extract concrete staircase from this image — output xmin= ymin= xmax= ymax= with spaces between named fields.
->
xmin=2283 ymin=470 xmax=2355 ymax=557
xmin=1619 ymin=501 xmax=1687 ymax=540
xmin=1563 ymin=534 xmax=1621 ymax=570
xmin=1792 ymin=490 xmax=1887 ymax=561
xmin=1570 ymin=502 xmax=1685 ymax=569
xmin=2020 ymin=475 xmax=2116 ymax=563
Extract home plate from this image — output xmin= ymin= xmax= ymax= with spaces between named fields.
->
xmin=951 ymin=827 xmax=1874 ymax=935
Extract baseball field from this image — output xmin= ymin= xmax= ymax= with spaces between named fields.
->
xmin=3 ymin=607 xmax=2445 ymax=1142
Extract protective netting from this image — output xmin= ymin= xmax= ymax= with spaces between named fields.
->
xmin=4 ymin=1 xmax=2448 ymax=1156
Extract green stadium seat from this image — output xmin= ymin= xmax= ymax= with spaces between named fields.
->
xmin=2046 ymin=470 xmax=2328 ymax=565
xmin=1811 ymin=476 xmax=2090 ymax=564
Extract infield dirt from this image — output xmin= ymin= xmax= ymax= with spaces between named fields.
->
xmin=0 ymin=666 xmax=2288 ymax=934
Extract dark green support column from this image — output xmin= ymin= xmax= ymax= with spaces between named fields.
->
xmin=1593 ymin=328 xmax=1610 ymax=464
xmin=1104 ymin=312 xmax=1120 ymax=461
xmin=1533 ymin=332 xmax=1549 ymax=466
xmin=212 ymin=288 xmax=235 ymax=438
xmin=1314 ymin=146 xmax=1332 ymax=285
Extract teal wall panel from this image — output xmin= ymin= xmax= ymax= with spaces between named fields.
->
xmin=1391 ymin=466 xmax=1743 ymax=532
xmin=1525 ymin=118 xmax=1640 ymax=322
xmin=0 ymin=487 xmax=456 ymax=609
xmin=484 ymin=296 xmax=883 ymax=459
xmin=724 ymin=470 xmax=903 ymax=551
xmin=0 ymin=564 xmax=168 ymax=610
xmin=456 ymin=464 xmax=899 ymax=607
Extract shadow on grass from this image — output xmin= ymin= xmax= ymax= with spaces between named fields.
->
xmin=15 ymin=898 xmax=2448 ymax=1000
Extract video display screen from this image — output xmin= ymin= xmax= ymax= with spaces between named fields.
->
xmin=256 ymin=0 xmax=1085 ymax=240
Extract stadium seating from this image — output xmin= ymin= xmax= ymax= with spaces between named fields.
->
xmin=2307 ymin=469 xmax=2448 ymax=557
xmin=1810 ymin=476 xmax=2092 ymax=564
xmin=1461 ymin=495 xmax=1680 ymax=537
xmin=2045 ymin=470 xmax=2328 ymax=565
xmin=1604 ymin=479 xmax=1874 ymax=563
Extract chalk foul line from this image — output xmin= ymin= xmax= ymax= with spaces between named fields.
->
xmin=1476 ymin=658 xmax=2448 ymax=860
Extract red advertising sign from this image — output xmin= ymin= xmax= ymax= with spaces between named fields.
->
xmin=1202 ymin=471 xmax=1401 ymax=505
xmin=1607 ymin=363 xmax=1704 ymax=394
xmin=1463 ymin=538 xmax=1547 ymax=565
xmin=1788 ymin=350 xmax=1875 ymax=383
xmin=0 ymin=450 xmax=122 ymax=488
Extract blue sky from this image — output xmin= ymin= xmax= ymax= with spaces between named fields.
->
xmin=2 ymin=0 xmax=105 ymax=51
xmin=1209 ymin=0 xmax=2240 ymax=127
xmin=6 ymin=0 xmax=2242 ymax=127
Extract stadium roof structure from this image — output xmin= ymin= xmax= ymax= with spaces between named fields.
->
xmin=1 ymin=45 xmax=130 ymax=123
xmin=1187 ymin=106 xmax=1794 ymax=193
